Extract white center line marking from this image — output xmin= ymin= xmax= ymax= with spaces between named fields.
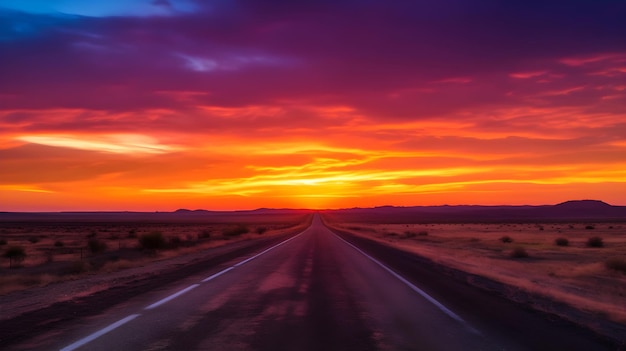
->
xmin=202 ymin=266 xmax=234 ymax=282
xmin=59 ymin=314 xmax=140 ymax=351
xmin=333 ymin=233 xmax=481 ymax=335
xmin=145 ymin=284 xmax=199 ymax=310
xmin=233 ymin=231 xmax=304 ymax=267
xmin=59 ymin=226 xmax=311 ymax=351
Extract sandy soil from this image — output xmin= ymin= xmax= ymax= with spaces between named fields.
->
xmin=325 ymin=221 xmax=626 ymax=325
xmin=0 ymin=216 xmax=311 ymax=321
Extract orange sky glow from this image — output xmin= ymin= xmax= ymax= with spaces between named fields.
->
xmin=1 ymin=2 xmax=625 ymax=211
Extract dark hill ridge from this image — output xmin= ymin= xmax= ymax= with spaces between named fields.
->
xmin=0 ymin=201 xmax=624 ymax=223
xmin=555 ymin=200 xmax=611 ymax=209
xmin=324 ymin=200 xmax=626 ymax=223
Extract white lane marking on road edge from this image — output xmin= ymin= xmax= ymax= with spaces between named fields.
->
xmin=59 ymin=227 xmax=310 ymax=350
xmin=333 ymin=234 xmax=481 ymax=335
xmin=59 ymin=314 xmax=140 ymax=351
xmin=202 ymin=266 xmax=235 ymax=282
xmin=233 ymin=231 xmax=305 ymax=267
xmin=145 ymin=284 xmax=200 ymax=310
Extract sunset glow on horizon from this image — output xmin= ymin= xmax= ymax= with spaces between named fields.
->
xmin=1 ymin=1 xmax=625 ymax=211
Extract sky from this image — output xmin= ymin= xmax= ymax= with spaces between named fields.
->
xmin=1 ymin=0 xmax=625 ymax=211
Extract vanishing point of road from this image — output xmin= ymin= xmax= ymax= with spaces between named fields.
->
xmin=5 ymin=215 xmax=616 ymax=350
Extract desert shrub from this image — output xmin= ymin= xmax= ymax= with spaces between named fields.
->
xmin=128 ymin=229 xmax=137 ymax=238
xmin=500 ymin=236 xmax=513 ymax=243
xmin=27 ymin=236 xmax=39 ymax=244
xmin=4 ymin=245 xmax=26 ymax=268
xmin=168 ymin=236 xmax=182 ymax=249
xmin=605 ymin=257 xmax=626 ymax=274
xmin=418 ymin=231 xmax=429 ymax=236
xmin=66 ymin=260 xmax=90 ymax=274
xmin=54 ymin=240 xmax=64 ymax=247
xmin=256 ymin=226 xmax=268 ymax=235
xmin=223 ymin=225 xmax=249 ymax=237
xmin=86 ymin=231 xmax=97 ymax=238
xmin=139 ymin=231 xmax=166 ymax=250
xmin=87 ymin=238 xmax=107 ymax=254
xmin=585 ymin=225 xmax=595 ymax=230
xmin=404 ymin=231 xmax=417 ymax=238
xmin=510 ymin=246 xmax=529 ymax=258
xmin=554 ymin=237 xmax=569 ymax=247
xmin=0 ymin=238 xmax=7 ymax=245
xmin=198 ymin=229 xmax=212 ymax=239
xmin=586 ymin=236 xmax=604 ymax=248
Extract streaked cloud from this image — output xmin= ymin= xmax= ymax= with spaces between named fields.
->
xmin=1 ymin=0 xmax=625 ymax=210
xmin=17 ymin=134 xmax=178 ymax=154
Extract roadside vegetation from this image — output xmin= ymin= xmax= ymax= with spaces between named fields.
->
xmin=586 ymin=236 xmax=604 ymax=248
xmin=0 ymin=213 xmax=312 ymax=295
xmin=605 ymin=257 xmax=626 ymax=274
xmin=325 ymin=217 xmax=626 ymax=325
xmin=554 ymin=237 xmax=569 ymax=246
xmin=3 ymin=246 xmax=26 ymax=268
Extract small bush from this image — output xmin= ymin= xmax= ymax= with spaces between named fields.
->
xmin=0 ymin=238 xmax=7 ymax=245
xmin=223 ymin=225 xmax=249 ymax=237
xmin=168 ymin=236 xmax=182 ymax=249
xmin=256 ymin=227 xmax=268 ymax=235
xmin=404 ymin=231 xmax=417 ymax=238
xmin=86 ymin=231 xmax=98 ymax=238
xmin=500 ymin=236 xmax=513 ymax=243
xmin=128 ymin=229 xmax=137 ymax=238
xmin=27 ymin=236 xmax=39 ymax=244
xmin=418 ymin=231 xmax=429 ymax=236
xmin=586 ymin=236 xmax=604 ymax=248
xmin=198 ymin=229 xmax=212 ymax=239
xmin=510 ymin=246 xmax=529 ymax=258
xmin=54 ymin=240 xmax=64 ymax=247
xmin=139 ymin=231 xmax=166 ymax=250
xmin=605 ymin=257 xmax=626 ymax=274
xmin=4 ymin=245 xmax=26 ymax=268
xmin=87 ymin=238 xmax=107 ymax=254
xmin=585 ymin=225 xmax=595 ymax=230
xmin=66 ymin=260 xmax=90 ymax=275
xmin=554 ymin=237 xmax=569 ymax=247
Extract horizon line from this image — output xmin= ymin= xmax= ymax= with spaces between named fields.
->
xmin=0 ymin=199 xmax=619 ymax=213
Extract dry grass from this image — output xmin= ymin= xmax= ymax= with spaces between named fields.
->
xmin=326 ymin=219 xmax=626 ymax=324
xmin=0 ymin=214 xmax=311 ymax=295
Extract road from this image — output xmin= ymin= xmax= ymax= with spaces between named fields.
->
xmin=6 ymin=214 xmax=616 ymax=350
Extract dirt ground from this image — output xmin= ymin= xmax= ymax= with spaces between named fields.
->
xmin=0 ymin=214 xmax=312 ymax=324
xmin=0 ymin=213 xmax=310 ymax=295
xmin=324 ymin=220 xmax=626 ymax=325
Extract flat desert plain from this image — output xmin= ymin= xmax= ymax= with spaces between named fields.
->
xmin=324 ymin=216 xmax=626 ymax=325
xmin=0 ymin=212 xmax=312 ymax=296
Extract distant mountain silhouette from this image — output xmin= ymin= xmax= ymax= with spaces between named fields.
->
xmin=555 ymin=200 xmax=611 ymax=209
xmin=1 ymin=200 xmax=624 ymax=223
xmin=174 ymin=208 xmax=212 ymax=213
xmin=325 ymin=200 xmax=626 ymax=223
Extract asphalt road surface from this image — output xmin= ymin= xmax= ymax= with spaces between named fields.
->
xmin=7 ymin=215 xmax=616 ymax=350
